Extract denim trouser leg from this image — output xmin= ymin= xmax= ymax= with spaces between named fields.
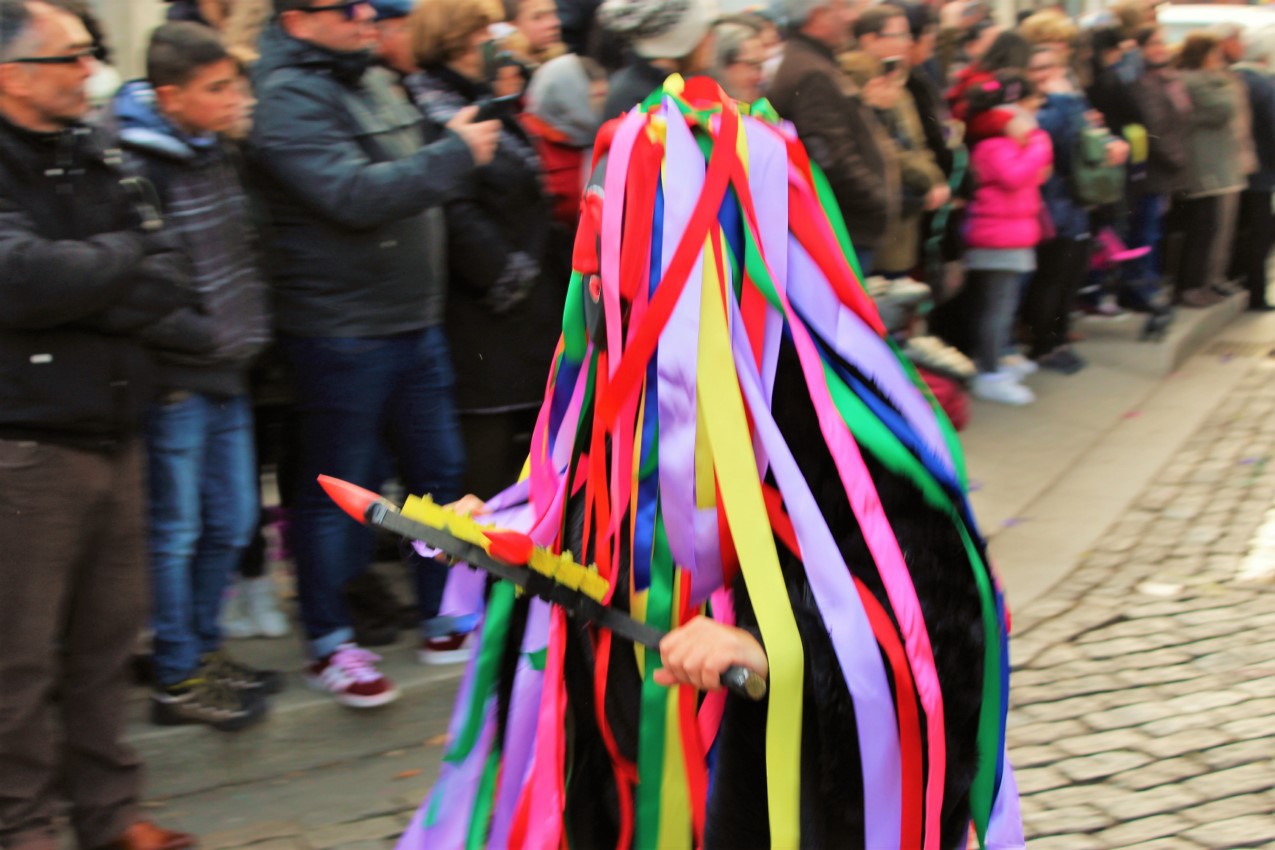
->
xmin=146 ymin=393 xmax=257 ymax=685
xmin=383 ymin=328 xmax=467 ymax=637
xmin=283 ymin=329 xmax=465 ymax=656
xmin=1123 ymin=193 xmax=1165 ymax=285
xmin=192 ymin=396 xmax=258 ymax=654
xmin=974 ymin=270 xmax=1024 ymax=374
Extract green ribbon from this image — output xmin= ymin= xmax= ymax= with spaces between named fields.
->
xmin=635 ymin=508 xmax=675 ymax=850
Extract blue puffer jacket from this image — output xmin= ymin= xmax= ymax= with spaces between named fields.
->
xmin=1037 ymin=91 xmax=1091 ymax=241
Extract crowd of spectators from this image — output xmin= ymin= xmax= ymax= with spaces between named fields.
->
xmin=0 ymin=0 xmax=1272 ymax=845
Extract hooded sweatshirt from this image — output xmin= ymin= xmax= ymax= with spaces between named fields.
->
xmin=112 ymin=79 xmax=270 ymax=397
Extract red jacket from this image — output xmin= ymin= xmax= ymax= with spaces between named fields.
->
xmin=520 ymin=112 xmax=587 ymax=228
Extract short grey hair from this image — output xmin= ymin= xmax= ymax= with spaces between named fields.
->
xmin=1243 ymin=25 xmax=1275 ymax=66
xmin=0 ymin=0 xmax=38 ymax=62
xmin=776 ymin=0 xmax=830 ymax=30
xmin=712 ymin=21 xmax=756 ymax=68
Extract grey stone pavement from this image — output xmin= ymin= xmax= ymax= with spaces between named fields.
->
xmin=128 ymin=304 xmax=1275 ymax=850
xmin=1005 ymin=358 xmax=1275 ymax=849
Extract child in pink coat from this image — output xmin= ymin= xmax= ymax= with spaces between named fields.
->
xmin=963 ymin=72 xmax=1054 ymax=405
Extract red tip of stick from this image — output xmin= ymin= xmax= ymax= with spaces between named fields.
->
xmin=485 ymin=529 xmax=535 ymax=566
xmin=317 ymin=475 xmax=382 ymax=525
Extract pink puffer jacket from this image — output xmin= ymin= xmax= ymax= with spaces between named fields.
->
xmin=964 ymin=128 xmax=1054 ymax=250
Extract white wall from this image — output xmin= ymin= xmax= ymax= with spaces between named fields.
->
xmin=90 ymin=0 xmax=165 ymax=79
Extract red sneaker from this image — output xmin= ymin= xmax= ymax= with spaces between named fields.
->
xmin=418 ymin=632 xmax=473 ymax=665
xmin=305 ymin=643 xmax=399 ymax=708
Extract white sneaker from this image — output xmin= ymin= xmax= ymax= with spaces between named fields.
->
xmin=243 ymin=576 xmax=290 ymax=638
xmin=972 ymin=371 xmax=1035 ymax=406
xmin=219 ymin=586 xmax=256 ymax=640
xmin=305 ymin=644 xmax=399 ymax=708
xmin=999 ymin=353 xmax=1038 ymax=378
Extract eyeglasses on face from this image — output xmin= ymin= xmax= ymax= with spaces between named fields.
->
xmin=3 ymin=48 xmax=95 ymax=65
xmin=296 ymin=0 xmax=371 ymax=21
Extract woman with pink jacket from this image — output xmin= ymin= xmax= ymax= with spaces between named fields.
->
xmin=963 ymin=72 xmax=1054 ymax=405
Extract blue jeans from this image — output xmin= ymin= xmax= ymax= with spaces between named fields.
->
xmin=282 ymin=327 xmax=466 ymax=657
xmin=1123 ymin=193 xmax=1166 ymax=285
xmin=146 ymin=392 xmax=257 ymax=685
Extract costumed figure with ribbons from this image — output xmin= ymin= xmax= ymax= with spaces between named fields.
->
xmin=326 ymin=76 xmax=1025 ymax=849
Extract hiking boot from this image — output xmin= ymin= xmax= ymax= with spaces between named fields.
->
xmin=201 ymin=649 xmax=284 ymax=695
xmin=306 ymin=643 xmax=400 ymax=708
xmin=151 ymin=676 xmax=267 ymax=731
xmin=418 ymin=632 xmax=473 ymax=665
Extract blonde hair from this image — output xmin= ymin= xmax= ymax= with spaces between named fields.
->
xmin=1018 ymin=9 xmax=1078 ymax=47
xmin=410 ymin=0 xmax=498 ymax=68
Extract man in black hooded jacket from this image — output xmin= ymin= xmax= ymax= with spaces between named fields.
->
xmin=0 ymin=2 xmax=197 ymax=849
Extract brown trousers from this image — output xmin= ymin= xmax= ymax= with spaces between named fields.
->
xmin=0 ymin=439 xmax=146 ymax=850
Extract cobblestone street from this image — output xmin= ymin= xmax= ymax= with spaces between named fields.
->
xmin=1008 ymin=357 xmax=1275 ymax=849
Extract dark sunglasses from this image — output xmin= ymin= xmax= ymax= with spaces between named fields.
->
xmin=295 ymin=0 xmax=370 ymax=20
xmin=4 ymin=48 xmax=95 ymax=65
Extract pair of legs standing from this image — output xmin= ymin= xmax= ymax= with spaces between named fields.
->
xmin=968 ymin=268 xmax=1035 ymax=405
xmin=283 ymin=326 xmax=466 ymax=706
xmin=146 ymin=392 xmax=277 ymax=730
xmin=0 ymin=440 xmax=147 ymax=850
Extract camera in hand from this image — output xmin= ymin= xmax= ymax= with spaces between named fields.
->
xmin=473 ymin=94 xmax=520 ymax=123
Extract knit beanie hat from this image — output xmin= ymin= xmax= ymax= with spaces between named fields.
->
xmin=597 ymin=0 xmax=718 ymax=60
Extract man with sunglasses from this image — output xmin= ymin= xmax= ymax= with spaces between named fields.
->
xmin=249 ymin=0 xmax=499 ymax=707
xmin=0 ymin=2 xmax=198 ymax=850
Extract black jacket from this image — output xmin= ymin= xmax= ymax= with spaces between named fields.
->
xmin=0 ymin=117 xmax=186 ymax=450
xmin=407 ymin=66 xmax=564 ymax=413
xmin=248 ymin=25 xmax=475 ymax=338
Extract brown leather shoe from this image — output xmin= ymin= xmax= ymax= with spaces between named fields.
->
xmin=91 ymin=821 xmax=195 ymax=850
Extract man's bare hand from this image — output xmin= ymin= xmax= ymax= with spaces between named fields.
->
xmin=445 ymin=494 xmax=490 ymax=517
xmin=653 ymin=616 xmax=769 ymax=692
xmin=925 ymin=183 xmax=952 ymax=211
xmin=448 ymin=106 xmax=500 ymax=167
xmin=1105 ymin=137 xmax=1130 ymax=166
xmin=862 ymin=75 xmax=901 ymax=110
xmin=493 ymin=64 xmax=523 ymax=99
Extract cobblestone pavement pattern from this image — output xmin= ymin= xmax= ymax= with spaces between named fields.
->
xmin=186 ymin=361 xmax=1275 ymax=850
xmin=1008 ymin=359 xmax=1275 ymax=849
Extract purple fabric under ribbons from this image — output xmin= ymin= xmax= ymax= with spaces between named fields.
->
xmin=986 ymin=752 xmax=1026 ymax=849
xmin=401 ymin=647 xmax=494 ymax=850
xmin=656 ymin=100 xmax=724 ymax=606
xmin=725 ymin=119 xmax=903 ymax=848
xmin=485 ymin=599 xmax=552 ymax=848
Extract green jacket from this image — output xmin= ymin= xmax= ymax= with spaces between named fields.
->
xmin=1183 ymin=70 xmax=1246 ymax=198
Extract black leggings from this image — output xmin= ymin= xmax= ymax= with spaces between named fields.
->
xmin=1023 ymin=237 xmax=1091 ymax=359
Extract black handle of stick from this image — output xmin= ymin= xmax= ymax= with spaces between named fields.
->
xmin=365 ymin=501 xmax=768 ymax=700
xmin=721 ymin=665 xmax=768 ymax=701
